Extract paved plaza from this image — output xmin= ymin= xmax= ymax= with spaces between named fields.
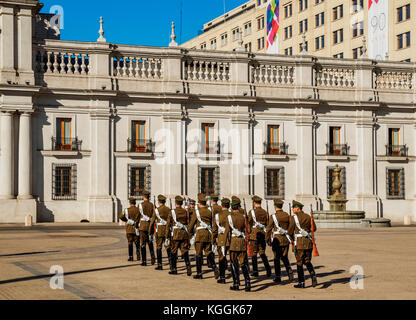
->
xmin=0 ymin=224 xmax=415 ymax=300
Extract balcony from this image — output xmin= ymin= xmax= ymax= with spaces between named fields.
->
xmin=326 ymin=144 xmax=349 ymax=156
xmin=199 ymin=141 xmax=221 ymax=155
xmin=386 ymin=145 xmax=407 ymax=157
xmin=128 ymin=139 xmax=154 ymax=153
xmin=264 ymin=142 xmax=288 ymax=155
xmin=52 ymin=137 xmax=82 ymax=151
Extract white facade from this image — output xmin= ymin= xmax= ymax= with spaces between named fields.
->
xmin=0 ymin=1 xmax=415 ymax=223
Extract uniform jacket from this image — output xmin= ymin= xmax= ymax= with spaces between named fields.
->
xmin=224 ymin=210 xmax=246 ymax=252
xmin=288 ymin=211 xmax=317 ymax=250
xmin=165 ymin=207 xmax=190 ymax=241
xmin=212 ymin=208 xmax=230 ymax=247
xmin=247 ymin=207 xmax=268 ymax=240
xmin=266 ymin=210 xmax=291 ymax=247
xmin=138 ymin=200 xmax=154 ymax=232
xmin=212 ymin=204 xmax=222 ymax=215
xmin=187 ymin=206 xmax=213 ymax=243
xmin=119 ymin=206 xmax=141 ymax=235
xmin=149 ymin=205 xmax=171 ymax=237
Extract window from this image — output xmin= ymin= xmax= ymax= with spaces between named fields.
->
xmin=333 ymin=29 xmax=344 ymax=44
xmin=244 ymin=22 xmax=252 ymax=36
xmin=398 ymin=4 xmax=411 ymax=22
xmin=52 ymin=164 xmax=76 ymax=200
xmin=353 ymin=46 xmax=363 ymax=59
xmin=333 ymin=5 xmax=343 ymax=20
xmin=202 ymin=123 xmax=215 ymax=154
xmin=284 ymin=47 xmax=293 ymax=55
xmin=315 ymin=12 xmax=324 ymax=27
xmin=353 ymin=21 xmax=364 ymax=38
xmin=257 ymin=16 xmax=265 ymax=30
xmin=386 ymin=168 xmax=405 ymax=199
xmin=200 ymin=42 xmax=206 ymax=50
xmin=352 ymin=0 xmax=363 ymax=12
xmin=199 ymin=166 xmax=220 ymax=196
xmin=299 ymin=0 xmax=308 ymax=11
xmin=327 ymin=166 xmax=346 ymax=199
xmin=333 ymin=52 xmax=344 ymax=59
xmin=315 ymin=35 xmax=324 ymax=50
xmin=232 ymin=28 xmax=240 ymax=41
xmin=258 ymin=37 xmax=265 ymax=50
xmin=299 ymin=19 xmax=308 ymax=33
xmin=131 ymin=121 xmax=146 ymax=152
xmin=245 ymin=42 xmax=252 ymax=52
xmin=397 ymin=32 xmax=411 ymax=49
xmin=284 ymin=26 xmax=293 ymax=39
xmin=210 ymin=38 xmax=217 ymax=50
xmin=265 ymin=167 xmax=285 ymax=199
xmin=267 ymin=125 xmax=280 ymax=154
xmin=284 ymin=3 xmax=293 ymax=18
xmin=221 ymin=33 xmax=228 ymax=46
xmin=129 ymin=165 xmax=151 ymax=199
xmin=329 ymin=127 xmax=342 ymax=155
xmin=56 ymin=118 xmax=72 ymax=151
xmin=388 ymin=128 xmax=400 ymax=155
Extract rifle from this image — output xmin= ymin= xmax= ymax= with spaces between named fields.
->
xmin=289 ymin=203 xmax=296 ymax=253
xmin=243 ymin=199 xmax=253 ymax=258
xmin=310 ymin=204 xmax=320 ymax=257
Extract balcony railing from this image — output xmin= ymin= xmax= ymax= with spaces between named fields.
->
xmin=326 ymin=144 xmax=349 ymax=156
xmin=264 ymin=142 xmax=288 ymax=155
xmin=386 ymin=145 xmax=408 ymax=157
xmin=199 ymin=141 xmax=221 ymax=154
xmin=52 ymin=137 xmax=82 ymax=151
xmin=128 ymin=139 xmax=154 ymax=153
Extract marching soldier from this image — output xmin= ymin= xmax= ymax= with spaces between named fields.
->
xmin=165 ymin=196 xmax=192 ymax=276
xmin=119 ymin=198 xmax=141 ymax=261
xmin=247 ymin=196 xmax=272 ymax=278
xmin=225 ymin=197 xmax=251 ymax=292
xmin=137 ymin=190 xmax=156 ymax=266
xmin=288 ymin=200 xmax=318 ymax=288
xmin=187 ymin=194 xmax=219 ymax=280
xmin=149 ymin=195 xmax=172 ymax=271
xmin=186 ymin=198 xmax=196 ymax=262
xmin=212 ymin=197 xmax=231 ymax=284
xmin=266 ymin=199 xmax=294 ymax=283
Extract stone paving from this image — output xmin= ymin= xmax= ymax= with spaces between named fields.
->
xmin=0 ymin=224 xmax=415 ymax=300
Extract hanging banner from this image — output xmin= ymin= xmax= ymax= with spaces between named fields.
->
xmin=368 ymin=0 xmax=389 ymax=60
xmin=266 ymin=0 xmax=279 ymax=54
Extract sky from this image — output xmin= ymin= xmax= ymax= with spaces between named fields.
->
xmin=40 ymin=0 xmax=249 ymax=46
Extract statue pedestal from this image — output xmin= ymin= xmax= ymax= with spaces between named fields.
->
xmin=328 ymin=199 xmax=348 ymax=211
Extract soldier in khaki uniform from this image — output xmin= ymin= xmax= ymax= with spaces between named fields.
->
xmin=187 ymin=194 xmax=219 ymax=280
xmin=137 ymin=190 xmax=156 ymax=266
xmin=266 ymin=199 xmax=294 ymax=283
xmin=247 ymin=196 xmax=272 ymax=278
xmin=149 ymin=195 xmax=172 ymax=271
xmin=207 ymin=194 xmax=222 ymax=269
xmin=225 ymin=197 xmax=251 ymax=292
xmin=212 ymin=198 xmax=231 ymax=284
xmin=165 ymin=196 xmax=192 ymax=276
xmin=288 ymin=200 xmax=318 ymax=288
xmin=119 ymin=198 xmax=141 ymax=261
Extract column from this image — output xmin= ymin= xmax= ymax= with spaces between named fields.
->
xmin=17 ymin=112 xmax=32 ymax=199
xmin=0 ymin=111 xmax=14 ymax=199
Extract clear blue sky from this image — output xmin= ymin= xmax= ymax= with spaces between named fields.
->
xmin=40 ymin=0 xmax=248 ymax=46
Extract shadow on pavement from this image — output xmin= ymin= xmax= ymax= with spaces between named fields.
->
xmin=0 ymin=251 xmax=61 ymax=258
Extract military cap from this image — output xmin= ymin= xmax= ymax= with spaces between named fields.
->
xmin=129 ymin=197 xmax=136 ymax=204
xmin=231 ymin=197 xmax=241 ymax=206
xmin=189 ymin=198 xmax=196 ymax=205
xmin=221 ymin=198 xmax=230 ymax=205
xmin=158 ymin=194 xmax=167 ymax=202
xmin=141 ymin=190 xmax=151 ymax=197
xmin=198 ymin=194 xmax=207 ymax=204
xmin=175 ymin=196 xmax=184 ymax=204
xmin=292 ymin=200 xmax=304 ymax=209
xmin=252 ymin=195 xmax=262 ymax=203
xmin=211 ymin=194 xmax=219 ymax=201
xmin=274 ymin=199 xmax=284 ymax=208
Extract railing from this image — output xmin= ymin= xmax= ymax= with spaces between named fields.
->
xmin=264 ymin=142 xmax=288 ymax=155
xmin=386 ymin=145 xmax=408 ymax=157
xmin=315 ymin=67 xmax=355 ymax=88
xmin=52 ymin=137 xmax=82 ymax=151
xmin=182 ymin=60 xmax=230 ymax=82
xmin=35 ymin=50 xmax=90 ymax=75
xmin=326 ymin=144 xmax=349 ymax=156
xmin=250 ymin=63 xmax=295 ymax=85
xmin=128 ymin=139 xmax=154 ymax=153
xmin=111 ymin=55 xmax=163 ymax=79
xmin=199 ymin=141 xmax=221 ymax=154
xmin=374 ymin=71 xmax=413 ymax=90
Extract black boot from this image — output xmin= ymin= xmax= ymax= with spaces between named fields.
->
xmin=148 ymin=242 xmax=156 ymax=265
xmin=294 ymin=265 xmax=305 ymax=288
xmin=306 ymin=262 xmax=318 ymax=287
xmin=251 ymin=256 xmax=259 ymax=277
xmin=128 ymin=244 xmax=133 ymax=262
xmin=184 ymin=252 xmax=192 ymax=276
xmin=140 ymin=246 xmax=147 ymax=266
xmin=169 ymin=254 xmax=178 ymax=275
xmin=282 ymin=256 xmax=294 ymax=282
xmin=273 ymin=258 xmax=281 ymax=283
xmin=241 ymin=264 xmax=251 ymax=292
xmin=167 ymin=248 xmax=172 ymax=268
xmin=217 ymin=259 xmax=226 ymax=284
xmin=135 ymin=242 xmax=141 ymax=261
xmin=155 ymin=249 xmax=163 ymax=270
xmin=193 ymin=256 xmax=203 ymax=279
xmin=260 ymin=254 xmax=272 ymax=278
xmin=229 ymin=263 xmax=239 ymax=291
xmin=208 ymin=253 xmax=220 ymax=279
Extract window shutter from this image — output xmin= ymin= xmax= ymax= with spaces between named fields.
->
xmin=198 ymin=166 xmax=202 ymax=194
xmin=400 ymin=168 xmax=405 ymax=199
xmin=146 ymin=165 xmax=152 ymax=195
xmin=280 ymin=167 xmax=285 ymax=199
xmin=386 ymin=168 xmax=390 ymax=197
xmin=72 ymin=164 xmax=77 ymax=200
xmin=264 ymin=167 xmax=268 ymax=198
xmin=215 ymin=166 xmax=221 ymax=197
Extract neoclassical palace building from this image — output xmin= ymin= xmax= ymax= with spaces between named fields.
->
xmin=0 ymin=0 xmax=415 ymax=223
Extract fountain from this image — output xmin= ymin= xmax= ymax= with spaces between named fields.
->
xmin=314 ymin=165 xmax=391 ymax=228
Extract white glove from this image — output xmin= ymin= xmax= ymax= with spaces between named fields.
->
xmin=212 ymin=244 xmax=218 ymax=253
xmin=164 ymin=238 xmax=170 ymax=247
xmin=135 ymin=228 xmax=140 ymax=236
xmin=190 ymin=235 xmax=196 ymax=247
xmin=149 ymin=235 xmax=153 ymax=242
xmin=127 ymin=219 xmax=135 ymax=226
